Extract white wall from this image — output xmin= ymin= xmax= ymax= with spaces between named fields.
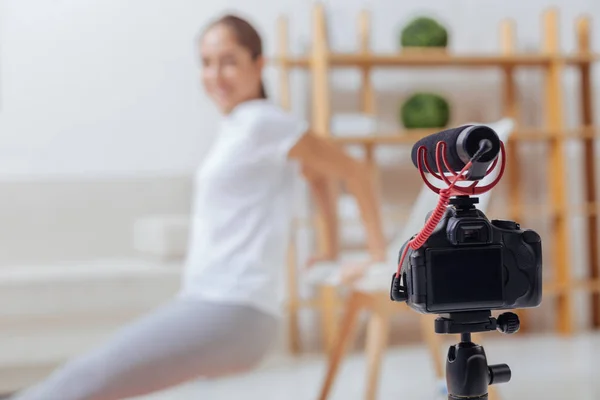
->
xmin=0 ymin=0 xmax=598 ymax=179
xmin=0 ymin=0 xmax=226 ymax=178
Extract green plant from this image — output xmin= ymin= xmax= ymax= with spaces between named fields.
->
xmin=400 ymin=17 xmax=448 ymax=48
xmin=400 ymin=92 xmax=450 ymax=129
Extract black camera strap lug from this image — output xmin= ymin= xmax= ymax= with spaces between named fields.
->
xmin=390 ymin=273 xmax=407 ymax=302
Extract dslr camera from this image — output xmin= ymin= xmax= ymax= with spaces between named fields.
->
xmin=390 ymin=123 xmax=543 ymax=315
xmin=390 ymin=195 xmax=543 ymax=315
xmin=388 ymin=124 xmax=544 ymax=398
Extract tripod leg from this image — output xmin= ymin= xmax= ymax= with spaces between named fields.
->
xmin=364 ymin=308 xmax=389 ymax=400
xmin=420 ymin=314 xmax=444 ymax=379
xmin=317 ymin=290 xmax=362 ymax=400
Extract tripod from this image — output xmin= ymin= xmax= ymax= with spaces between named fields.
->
xmin=435 ymin=310 xmax=520 ymax=400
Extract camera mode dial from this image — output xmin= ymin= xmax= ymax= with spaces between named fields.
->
xmin=491 ymin=219 xmax=520 ymax=230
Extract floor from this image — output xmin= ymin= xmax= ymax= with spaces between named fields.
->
xmin=135 ymin=331 xmax=600 ymax=400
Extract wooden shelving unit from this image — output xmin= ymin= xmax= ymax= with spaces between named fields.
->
xmin=275 ymin=4 xmax=600 ymax=352
xmin=275 ymin=52 xmax=600 ymax=68
xmin=329 ymin=126 xmax=600 ymax=145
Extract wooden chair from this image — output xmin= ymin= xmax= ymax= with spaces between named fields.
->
xmin=314 ymin=118 xmax=515 ymax=400
xmin=285 ymin=186 xmax=399 ymax=354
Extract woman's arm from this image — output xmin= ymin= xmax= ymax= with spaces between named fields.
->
xmin=288 ymin=131 xmax=387 ymax=262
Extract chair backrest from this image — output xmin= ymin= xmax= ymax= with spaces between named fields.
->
xmin=384 ymin=118 xmax=515 ymax=262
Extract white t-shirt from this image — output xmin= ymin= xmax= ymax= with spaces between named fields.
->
xmin=179 ymin=99 xmax=307 ymax=317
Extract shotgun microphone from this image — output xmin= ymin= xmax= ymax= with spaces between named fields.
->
xmin=410 ymin=125 xmax=501 ymax=180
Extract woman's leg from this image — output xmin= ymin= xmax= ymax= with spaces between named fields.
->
xmin=12 ymin=298 xmax=278 ymax=400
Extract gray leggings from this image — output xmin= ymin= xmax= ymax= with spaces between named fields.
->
xmin=11 ymin=298 xmax=279 ymax=400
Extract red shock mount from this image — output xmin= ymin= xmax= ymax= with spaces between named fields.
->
xmin=395 ymin=140 xmax=507 ymax=278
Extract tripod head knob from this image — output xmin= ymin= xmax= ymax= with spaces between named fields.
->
xmin=497 ymin=312 xmax=520 ymax=334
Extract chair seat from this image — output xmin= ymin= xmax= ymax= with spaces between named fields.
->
xmin=304 ymin=251 xmax=394 ymax=291
xmin=303 ymin=250 xmax=371 ymax=286
xmin=352 ymin=264 xmax=394 ymax=292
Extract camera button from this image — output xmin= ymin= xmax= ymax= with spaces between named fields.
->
xmin=522 ymin=230 xmax=541 ymax=244
xmin=492 ymin=219 xmax=520 ymax=230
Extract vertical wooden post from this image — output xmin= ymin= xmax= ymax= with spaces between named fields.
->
xmin=358 ymin=10 xmax=375 ymax=115
xmin=500 ymin=19 xmax=519 ymax=222
xmin=310 ymin=2 xmax=338 ymax=258
xmin=357 ymin=9 xmax=382 ymax=210
xmin=500 ymin=18 xmax=529 ymax=332
xmin=277 ymin=14 xmax=302 ymax=355
xmin=500 ymin=19 xmax=518 ymax=118
xmin=277 ymin=16 xmax=291 ymax=111
xmin=311 ymin=3 xmax=331 ymax=137
xmin=358 ymin=9 xmax=375 ymax=164
xmin=310 ymin=2 xmax=341 ymax=353
xmin=576 ymin=15 xmax=599 ymax=328
xmin=543 ymin=8 xmax=573 ymax=335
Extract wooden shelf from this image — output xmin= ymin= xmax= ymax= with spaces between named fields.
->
xmin=292 ymin=202 xmax=600 ymax=230
xmin=273 ymin=52 xmax=600 ymax=69
xmin=574 ymin=279 xmax=600 ymax=293
xmin=330 ymin=126 xmax=600 ymax=146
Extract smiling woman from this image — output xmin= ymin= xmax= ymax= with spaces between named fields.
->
xmin=200 ymin=15 xmax=269 ymax=109
xmin=9 ymin=13 xmax=387 ymax=400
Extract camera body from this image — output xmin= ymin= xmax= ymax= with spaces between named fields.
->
xmin=394 ymin=196 xmax=542 ymax=314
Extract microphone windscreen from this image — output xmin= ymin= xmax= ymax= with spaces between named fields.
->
xmin=461 ymin=125 xmax=501 ymax=163
xmin=411 ymin=126 xmax=469 ymax=173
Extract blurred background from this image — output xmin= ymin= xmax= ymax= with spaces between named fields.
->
xmin=0 ymin=0 xmax=599 ymax=399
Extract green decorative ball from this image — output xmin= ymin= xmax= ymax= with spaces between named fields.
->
xmin=400 ymin=93 xmax=450 ymax=129
xmin=400 ymin=17 xmax=448 ymax=48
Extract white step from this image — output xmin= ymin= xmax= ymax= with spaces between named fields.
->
xmin=0 ymin=258 xmax=181 ymax=319
xmin=0 ymin=258 xmax=182 ymax=392
xmin=133 ymin=215 xmax=190 ymax=259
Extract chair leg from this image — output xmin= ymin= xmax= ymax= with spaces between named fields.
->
xmin=318 ymin=291 xmax=362 ymax=400
xmin=488 ymin=386 xmax=502 ymax=400
xmin=286 ymin=235 xmax=302 ymax=354
xmin=420 ymin=314 xmax=445 ymax=379
xmin=319 ymin=284 xmax=339 ymax=353
xmin=364 ymin=308 xmax=390 ymax=400
xmin=288 ymin=303 xmax=301 ymax=355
